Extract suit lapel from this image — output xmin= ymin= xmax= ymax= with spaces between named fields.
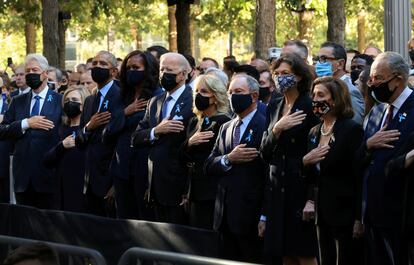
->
xmin=365 ymin=103 xmax=386 ymax=139
xmin=168 ymin=86 xmax=191 ymax=120
xmin=225 ymin=119 xmax=236 ymax=153
xmin=40 ymin=89 xmax=52 ymax=116
xmin=156 ymin=93 xmax=167 ymax=123
xmin=25 ymin=91 xmax=33 ymax=116
xmin=240 ymin=111 xmax=259 ymax=146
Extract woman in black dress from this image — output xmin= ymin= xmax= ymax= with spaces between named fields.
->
xmin=303 ymin=77 xmax=364 ymax=265
xmin=44 ymin=86 xmax=90 ymax=212
xmin=260 ymin=53 xmax=319 ymax=265
xmin=179 ymin=74 xmax=230 ymax=229
xmin=109 ymin=50 xmax=162 ymax=220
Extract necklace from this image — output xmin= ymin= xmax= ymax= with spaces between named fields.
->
xmin=320 ymin=120 xmax=336 ymax=136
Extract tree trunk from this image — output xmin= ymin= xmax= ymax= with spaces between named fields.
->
xmin=327 ymin=0 xmax=346 ymax=46
xmin=175 ymin=1 xmax=192 ymax=55
xmin=298 ymin=8 xmax=314 ymax=51
xmin=254 ymin=0 xmax=276 ymax=59
xmin=58 ymin=16 xmax=67 ymax=69
xmin=357 ymin=10 xmax=366 ymax=52
xmin=25 ymin=22 xmax=37 ymax=54
xmin=168 ymin=5 xmax=177 ymax=52
xmin=42 ymin=0 xmax=59 ymax=66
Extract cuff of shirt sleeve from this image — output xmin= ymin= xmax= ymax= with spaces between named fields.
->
xmin=21 ymin=118 xmax=29 ymax=131
xmin=150 ymin=128 xmax=156 ymax=141
xmin=260 ymin=215 xmax=267 ymax=222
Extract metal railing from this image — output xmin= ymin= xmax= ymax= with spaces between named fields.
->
xmin=118 ymin=247 xmax=259 ymax=265
xmin=0 ymin=235 xmax=107 ymax=265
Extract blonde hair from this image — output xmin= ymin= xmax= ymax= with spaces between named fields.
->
xmin=62 ymin=85 xmax=91 ymax=125
xmin=193 ymin=75 xmax=229 ymax=119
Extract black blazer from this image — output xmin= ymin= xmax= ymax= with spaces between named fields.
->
xmin=356 ymin=91 xmax=414 ymax=227
xmin=205 ymin=109 xmax=266 ymax=235
xmin=1 ymin=90 xmax=62 ymax=193
xmin=305 ymin=118 xmax=364 ymax=226
xmin=178 ymin=113 xmax=231 ymax=201
xmin=75 ymin=82 xmax=123 ymax=198
xmin=131 ymin=85 xmax=195 ymax=206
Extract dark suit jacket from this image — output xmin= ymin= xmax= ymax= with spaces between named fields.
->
xmin=75 ymin=81 xmax=123 ymax=198
xmin=1 ymin=90 xmax=62 ymax=193
xmin=357 ymin=90 xmax=414 ymax=227
xmin=305 ymin=118 xmax=364 ymax=226
xmin=205 ymin=109 xmax=266 ymax=235
xmin=131 ymin=85 xmax=194 ymax=206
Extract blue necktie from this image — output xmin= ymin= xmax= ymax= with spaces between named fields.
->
xmin=1 ymin=95 xmax=7 ymax=114
xmin=161 ymin=96 xmax=172 ymax=119
xmin=30 ymin=95 xmax=41 ymax=116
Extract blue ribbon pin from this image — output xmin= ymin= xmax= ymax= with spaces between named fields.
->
xmin=311 ymin=136 xmax=317 ymax=144
xmin=175 ymin=104 xmax=181 ymax=114
xmin=47 ymin=95 xmax=53 ymax=102
xmin=205 ymin=116 xmax=210 ymax=125
xmin=399 ymin=113 xmax=407 ymax=123
xmin=103 ymin=100 xmax=109 ymax=110
xmin=245 ymin=129 xmax=253 ymax=142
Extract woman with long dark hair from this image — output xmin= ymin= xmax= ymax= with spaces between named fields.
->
xmin=260 ymin=53 xmax=319 ymax=265
xmin=110 ymin=50 xmax=162 ymax=219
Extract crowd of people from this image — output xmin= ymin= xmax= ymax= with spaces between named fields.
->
xmin=1 ymin=40 xmax=414 ymax=265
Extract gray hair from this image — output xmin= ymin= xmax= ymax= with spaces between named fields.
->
xmin=232 ymin=74 xmax=260 ymax=93
xmin=376 ymin=51 xmax=409 ymax=81
xmin=47 ymin=67 xmax=63 ymax=82
xmin=205 ymin=67 xmax=229 ymax=87
xmin=97 ymin=50 xmax=117 ymax=68
xmin=25 ymin=53 xmax=49 ymax=71
xmin=160 ymin=52 xmax=190 ymax=74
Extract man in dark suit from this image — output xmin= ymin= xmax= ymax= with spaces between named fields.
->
xmin=10 ymin=65 xmax=31 ymax=97
xmin=205 ymin=75 xmax=266 ymax=263
xmin=75 ymin=51 xmax=123 ymax=217
xmin=357 ymin=51 xmax=414 ymax=265
xmin=1 ymin=54 xmax=61 ymax=209
xmin=132 ymin=52 xmax=193 ymax=225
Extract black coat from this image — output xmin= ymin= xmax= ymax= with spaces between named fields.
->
xmin=75 ymin=82 xmax=123 ymax=198
xmin=205 ymin=110 xmax=266 ymax=235
xmin=131 ymin=85 xmax=194 ymax=206
xmin=305 ymin=118 xmax=364 ymax=226
xmin=1 ymin=90 xmax=62 ymax=193
xmin=260 ymin=93 xmax=319 ymax=257
xmin=179 ymin=113 xmax=231 ymax=201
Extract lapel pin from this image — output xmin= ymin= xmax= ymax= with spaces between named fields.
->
xmin=47 ymin=95 xmax=53 ymax=102
xmin=245 ymin=129 xmax=253 ymax=142
xmin=311 ymin=136 xmax=317 ymax=144
xmin=103 ymin=100 xmax=109 ymax=110
xmin=205 ymin=116 xmax=210 ymax=125
xmin=398 ymin=113 xmax=407 ymax=123
xmin=175 ymin=104 xmax=181 ymax=114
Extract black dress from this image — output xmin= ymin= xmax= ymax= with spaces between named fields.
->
xmin=179 ymin=113 xmax=231 ymax=229
xmin=260 ymin=93 xmax=319 ymax=262
xmin=44 ymin=125 xmax=86 ymax=212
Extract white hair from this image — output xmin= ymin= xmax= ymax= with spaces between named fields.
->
xmin=204 ymin=67 xmax=229 ymax=87
xmin=160 ymin=52 xmax=190 ymax=73
xmin=25 ymin=53 xmax=49 ymax=71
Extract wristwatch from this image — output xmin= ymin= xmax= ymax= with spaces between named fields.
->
xmin=223 ymin=154 xmax=231 ymax=167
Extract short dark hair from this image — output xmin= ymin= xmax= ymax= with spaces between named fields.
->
xmin=146 ymin=45 xmax=169 ymax=60
xmin=202 ymin=57 xmax=219 ymax=69
xmin=352 ymin=54 xmax=374 ymax=66
xmin=312 ymin=76 xmax=354 ymax=119
xmin=223 ymin=55 xmax=236 ymax=61
xmin=347 ymin=49 xmax=360 ymax=55
xmin=321 ymin=41 xmax=347 ymax=69
xmin=234 ymin=64 xmax=260 ymax=82
xmin=283 ymin=39 xmax=309 ymax=59
xmin=272 ymin=53 xmax=313 ymax=94
xmin=3 ymin=243 xmax=59 ymax=265
xmin=86 ymin=58 xmax=93 ymax=63
xmin=183 ymin=54 xmax=196 ymax=69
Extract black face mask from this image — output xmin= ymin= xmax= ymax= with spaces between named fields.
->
xmin=312 ymin=100 xmax=331 ymax=119
xmin=160 ymin=72 xmax=178 ymax=91
xmin=259 ymin=87 xmax=271 ymax=101
xmin=64 ymin=101 xmax=82 ymax=119
xmin=126 ymin=70 xmax=145 ymax=87
xmin=369 ymin=76 xmax=397 ymax=103
xmin=26 ymin=73 xmax=43 ymax=90
xmin=58 ymin=85 xmax=68 ymax=94
xmin=409 ymin=49 xmax=414 ymax=62
xmin=91 ymin=67 xmax=110 ymax=84
xmin=230 ymin=93 xmax=252 ymax=114
xmin=350 ymin=70 xmax=362 ymax=85
xmin=195 ymin=93 xmax=211 ymax=111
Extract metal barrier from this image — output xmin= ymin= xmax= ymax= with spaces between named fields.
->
xmin=118 ymin=247 xmax=260 ymax=265
xmin=0 ymin=235 xmax=107 ymax=265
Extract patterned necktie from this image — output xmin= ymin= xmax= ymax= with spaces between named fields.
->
xmin=1 ymin=95 xmax=7 ymax=114
xmin=30 ymin=95 xmax=41 ymax=116
xmin=383 ymin=104 xmax=394 ymax=128
xmin=161 ymin=96 xmax=173 ymax=119
xmin=232 ymin=119 xmax=243 ymax=149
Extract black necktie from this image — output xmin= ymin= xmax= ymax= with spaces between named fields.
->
xmin=93 ymin=91 xmax=102 ymax=113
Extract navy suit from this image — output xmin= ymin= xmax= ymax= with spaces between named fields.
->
xmin=0 ymin=97 xmax=12 ymax=203
xmin=205 ymin=109 xmax=266 ymax=263
xmin=357 ymin=89 xmax=414 ymax=265
xmin=1 ymin=89 xmax=62 ymax=209
xmin=131 ymin=85 xmax=194 ymax=224
xmin=76 ymin=81 xmax=123 ymax=216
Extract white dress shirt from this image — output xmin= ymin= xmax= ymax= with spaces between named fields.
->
xmin=19 ymin=87 xmax=31 ymax=95
xmin=380 ymin=86 xmax=412 ymax=128
xmin=21 ymin=85 xmax=49 ymax=131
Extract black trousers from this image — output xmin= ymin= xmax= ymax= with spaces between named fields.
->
xmin=317 ymin=223 xmax=364 ymax=265
xmin=0 ymin=178 xmax=9 ymax=203
xmin=189 ymin=200 xmax=215 ymax=230
xmin=15 ymin=184 xmax=59 ymax=210
xmin=154 ymin=203 xmax=187 ymax=225
xmin=114 ymin=176 xmax=141 ymax=220
xmin=365 ymin=225 xmax=407 ymax=265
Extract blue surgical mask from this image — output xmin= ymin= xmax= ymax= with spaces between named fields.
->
xmin=315 ymin=61 xmax=333 ymax=77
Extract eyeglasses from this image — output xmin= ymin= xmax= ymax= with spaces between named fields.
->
xmin=314 ymin=55 xmax=337 ymax=63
